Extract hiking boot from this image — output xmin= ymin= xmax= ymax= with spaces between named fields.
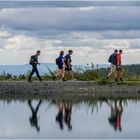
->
xmin=106 ymin=76 xmax=109 ymax=80
xmin=115 ymin=78 xmax=118 ymax=82
xmin=62 ymin=78 xmax=66 ymax=81
xmin=120 ymin=78 xmax=123 ymax=82
xmin=40 ymin=79 xmax=43 ymax=82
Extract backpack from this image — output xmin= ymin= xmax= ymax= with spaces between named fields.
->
xmin=29 ymin=56 xmax=34 ymax=65
xmin=55 ymin=57 xmax=60 ymax=65
xmin=108 ymin=53 xmax=117 ymax=64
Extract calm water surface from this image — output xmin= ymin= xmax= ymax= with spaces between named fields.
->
xmin=0 ymin=98 xmax=139 ymax=138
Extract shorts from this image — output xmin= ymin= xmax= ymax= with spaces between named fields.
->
xmin=110 ymin=64 xmax=116 ymax=73
xmin=116 ymin=65 xmax=123 ymax=71
xmin=65 ymin=67 xmax=72 ymax=71
xmin=58 ymin=65 xmax=63 ymax=70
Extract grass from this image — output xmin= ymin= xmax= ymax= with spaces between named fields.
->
xmin=0 ymin=64 xmax=139 ymax=83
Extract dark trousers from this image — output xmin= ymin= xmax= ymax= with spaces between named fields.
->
xmin=28 ymin=65 xmax=42 ymax=81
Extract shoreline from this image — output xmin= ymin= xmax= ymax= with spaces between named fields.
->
xmin=0 ymin=81 xmax=139 ymax=99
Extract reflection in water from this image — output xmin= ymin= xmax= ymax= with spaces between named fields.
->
xmin=56 ymin=101 xmax=64 ymax=130
xmin=28 ymin=100 xmax=42 ymax=132
xmin=64 ymin=101 xmax=72 ymax=130
xmin=56 ymin=101 xmax=72 ymax=130
xmin=1 ymin=98 xmax=140 ymax=138
xmin=107 ymin=100 xmax=123 ymax=132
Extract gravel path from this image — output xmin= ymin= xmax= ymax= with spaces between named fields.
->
xmin=0 ymin=81 xmax=139 ymax=99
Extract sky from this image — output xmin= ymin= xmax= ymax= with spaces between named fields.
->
xmin=0 ymin=1 xmax=140 ymax=65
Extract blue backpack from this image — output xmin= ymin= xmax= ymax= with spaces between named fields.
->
xmin=108 ymin=53 xmax=117 ymax=64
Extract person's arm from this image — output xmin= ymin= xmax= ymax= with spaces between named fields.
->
xmin=67 ymin=59 xmax=71 ymax=68
xmin=34 ymin=56 xmax=40 ymax=65
xmin=62 ymin=58 xmax=65 ymax=66
xmin=37 ymin=57 xmax=40 ymax=65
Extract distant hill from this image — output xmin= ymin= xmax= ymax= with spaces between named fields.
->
xmin=0 ymin=63 xmax=56 ymax=76
xmin=0 ymin=63 xmax=139 ymax=76
xmin=0 ymin=63 xmax=109 ymax=76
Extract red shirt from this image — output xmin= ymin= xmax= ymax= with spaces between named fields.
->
xmin=116 ymin=52 xmax=121 ymax=65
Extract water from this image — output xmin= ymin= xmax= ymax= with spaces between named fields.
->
xmin=0 ymin=98 xmax=140 ymax=139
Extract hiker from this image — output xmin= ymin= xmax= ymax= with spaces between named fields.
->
xmin=53 ymin=51 xmax=66 ymax=81
xmin=106 ymin=49 xmax=118 ymax=80
xmin=28 ymin=100 xmax=42 ymax=132
xmin=64 ymin=50 xmax=74 ymax=80
xmin=107 ymin=100 xmax=123 ymax=132
xmin=64 ymin=101 xmax=72 ymax=130
xmin=115 ymin=50 xmax=123 ymax=82
xmin=56 ymin=101 xmax=64 ymax=130
xmin=28 ymin=50 xmax=42 ymax=82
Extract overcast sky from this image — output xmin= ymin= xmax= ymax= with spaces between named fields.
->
xmin=0 ymin=1 xmax=139 ymax=65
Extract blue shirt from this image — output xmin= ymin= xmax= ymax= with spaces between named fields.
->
xmin=59 ymin=56 xmax=64 ymax=66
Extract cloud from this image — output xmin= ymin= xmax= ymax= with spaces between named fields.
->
xmin=0 ymin=28 xmax=139 ymax=65
xmin=0 ymin=1 xmax=139 ymax=65
xmin=4 ymin=34 xmax=41 ymax=51
xmin=0 ymin=30 xmax=10 ymax=37
xmin=0 ymin=6 xmax=140 ymax=33
xmin=1 ymin=1 xmax=140 ymax=9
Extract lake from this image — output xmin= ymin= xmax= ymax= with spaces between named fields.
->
xmin=0 ymin=98 xmax=139 ymax=139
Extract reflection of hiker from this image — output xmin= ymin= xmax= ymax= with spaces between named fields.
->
xmin=55 ymin=101 xmax=73 ymax=130
xmin=56 ymin=101 xmax=64 ymax=130
xmin=107 ymin=50 xmax=118 ymax=80
xmin=28 ymin=50 xmax=42 ymax=82
xmin=28 ymin=100 xmax=42 ymax=132
xmin=54 ymin=51 xmax=66 ymax=81
xmin=115 ymin=50 xmax=124 ymax=82
xmin=64 ymin=102 xmax=72 ymax=130
xmin=64 ymin=50 xmax=74 ymax=80
xmin=107 ymin=100 xmax=123 ymax=132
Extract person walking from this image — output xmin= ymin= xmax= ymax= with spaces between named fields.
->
xmin=53 ymin=51 xmax=66 ymax=81
xmin=28 ymin=100 xmax=42 ymax=132
xmin=55 ymin=101 xmax=64 ymax=130
xmin=64 ymin=101 xmax=72 ymax=130
xmin=28 ymin=50 xmax=42 ymax=82
xmin=106 ymin=99 xmax=123 ymax=132
xmin=64 ymin=50 xmax=74 ymax=80
xmin=106 ymin=49 xmax=118 ymax=80
xmin=115 ymin=49 xmax=123 ymax=82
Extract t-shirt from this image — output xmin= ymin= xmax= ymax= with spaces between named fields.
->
xmin=116 ymin=53 xmax=121 ymax=65
xmin=59 ymin=55 xmax=64 ymax=66
xmin=65 ymin=54 xmax=71 ymax=64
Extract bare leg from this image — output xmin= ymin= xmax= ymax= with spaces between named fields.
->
xmin=120 ymin=69 xmax=124 ymax=78
xmin=115 ymin=70 xmax=118 ymax=80
xmin=107 ymin=65 xmax=116 ymax=79
xmin=55 ymin=70 xmax=61 ymax=77
xmin=107 ymin=68 xmax=113 ymax=78
xmin=61 ymin=69 xmax=65 ymax=79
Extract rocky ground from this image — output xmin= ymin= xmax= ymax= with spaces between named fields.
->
xmin=0 ymin=81 xmax=139 ymax=100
